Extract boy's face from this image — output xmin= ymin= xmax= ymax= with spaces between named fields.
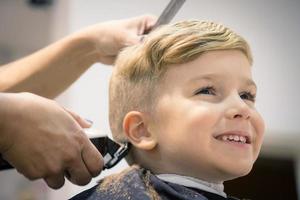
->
xmin=149 ymin=50 xmax=265 ymax=182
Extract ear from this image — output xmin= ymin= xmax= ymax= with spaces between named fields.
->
xmin=123 ymin=111 xmax=157 ymax=150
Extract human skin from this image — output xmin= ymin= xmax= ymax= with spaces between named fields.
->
xmin=125 ymin=50 xmax=265 ymax=183
xmin=0 ymin=15 xmax=157 ymax=189
xmin=0 ymin=15 xmax=156 ymax=98
xmin=0 ymin=92 xmax=101 ymax=189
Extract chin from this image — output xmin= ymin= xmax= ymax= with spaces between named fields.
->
xmin=218 ymin=161 xmax=254 ymax=181
xmin=234 ymin=166 xmax=252 ymax=179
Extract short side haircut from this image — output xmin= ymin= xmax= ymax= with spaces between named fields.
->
xmin=109 ymin=20 xmax=252 ymax=143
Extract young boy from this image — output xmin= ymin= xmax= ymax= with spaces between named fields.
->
xmin=71 ymin=20 xmax=265 ymax=200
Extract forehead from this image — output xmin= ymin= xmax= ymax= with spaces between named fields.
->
xmin=160 ymin=50 xmax=253 ymax=88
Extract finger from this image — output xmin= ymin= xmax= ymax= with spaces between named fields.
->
xmin=63 ymin=108 xmax=92 ymax=128
xmin=129 ymin=14 xmax=157 ymax=35
xmin=100 ymin=55 xmax=117 ymax=65
xmin=44 ymin=174 xmax=65 ymax=189
xmin=141 ymin=14 xmax=158 ymax=34
xmin=65 ymin=150 xmax=93 ymax=185
xmin=81 ymin=138 xmax=104 ymax=177
xmin=125 ymin=15 xmax=158 ymax=46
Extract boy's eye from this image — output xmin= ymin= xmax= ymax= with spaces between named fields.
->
xmin=240 ymin=91 xmax=256 ymax=102
xmin=194 ymin=86 xmax=216 ymax=95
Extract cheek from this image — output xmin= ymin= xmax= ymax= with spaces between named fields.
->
xmin=251 ymin=112 xmax=265 ymax=156
xmin=163 ymin=106 xmax=221 ymax=151
xmin=184 ymin=104 xmax=221 ymax=133
xmin=152 ymin=99 xmax=221 ymax=146
xmin=253 ymin=112 xmax=265 ymax=141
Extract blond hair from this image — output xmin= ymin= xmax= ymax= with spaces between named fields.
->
xmin=109 ymin=20 xmax=252 ymax=143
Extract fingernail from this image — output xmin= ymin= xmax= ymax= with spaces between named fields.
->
xmin=85 ymin=119 xmax=93 ymax=126
xmin=139 ymin=35 xmax=146 ymax=42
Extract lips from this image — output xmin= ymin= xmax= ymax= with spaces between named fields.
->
xmin=214 ymin=131 xmax=252 ymax=144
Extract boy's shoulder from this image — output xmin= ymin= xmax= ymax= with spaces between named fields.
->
xmin=70 ymin=165 xmax=159 ymax=200
xmin=70 ymin=165 xmax=239 ymax=200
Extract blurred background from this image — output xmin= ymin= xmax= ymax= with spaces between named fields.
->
xmin=0 ymin=0 xmax=299 ymax=199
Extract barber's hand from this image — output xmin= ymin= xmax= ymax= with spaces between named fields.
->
xmin=77 ymin=15 xmax=157 ymax=65
xmin=0 ymin=93 xmax=103 ymax=189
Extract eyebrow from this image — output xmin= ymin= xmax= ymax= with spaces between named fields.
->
xmin=245 ymin=79 xmax=257 ymax=90
xmin=187 ymin=74 xmax=257 ymax=90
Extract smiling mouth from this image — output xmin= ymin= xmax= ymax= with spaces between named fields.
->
xmin=215 ymin=134 xmax=251 ymax=144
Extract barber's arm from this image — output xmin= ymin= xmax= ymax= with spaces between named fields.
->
xmin=0 ymin=15 xmax=156 ymax=98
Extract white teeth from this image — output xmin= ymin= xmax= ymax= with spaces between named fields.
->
xmin=219 ymin=134 xmax=247 ymax=144
xmin=222 ymin=135 xmax=228 ymax=141
xmin=240 ymin=136 xmax=246 ymax=143
xmin=234 ymin=135 xmax=240 ymax=141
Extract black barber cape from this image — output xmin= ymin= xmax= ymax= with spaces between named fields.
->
xmin=70 ymin=165 xmax=241 ymax=200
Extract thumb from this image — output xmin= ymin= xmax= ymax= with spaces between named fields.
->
xmin=132 ymin=14 xmax=157 ymax=35
xmin=63 ymin=108 xmax=92 ymax=128
xmin=124 ymin=15 xmax=158 ymax=46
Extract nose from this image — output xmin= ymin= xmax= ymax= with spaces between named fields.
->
xmin=224 ymin=94 xmax=251 ymax=120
